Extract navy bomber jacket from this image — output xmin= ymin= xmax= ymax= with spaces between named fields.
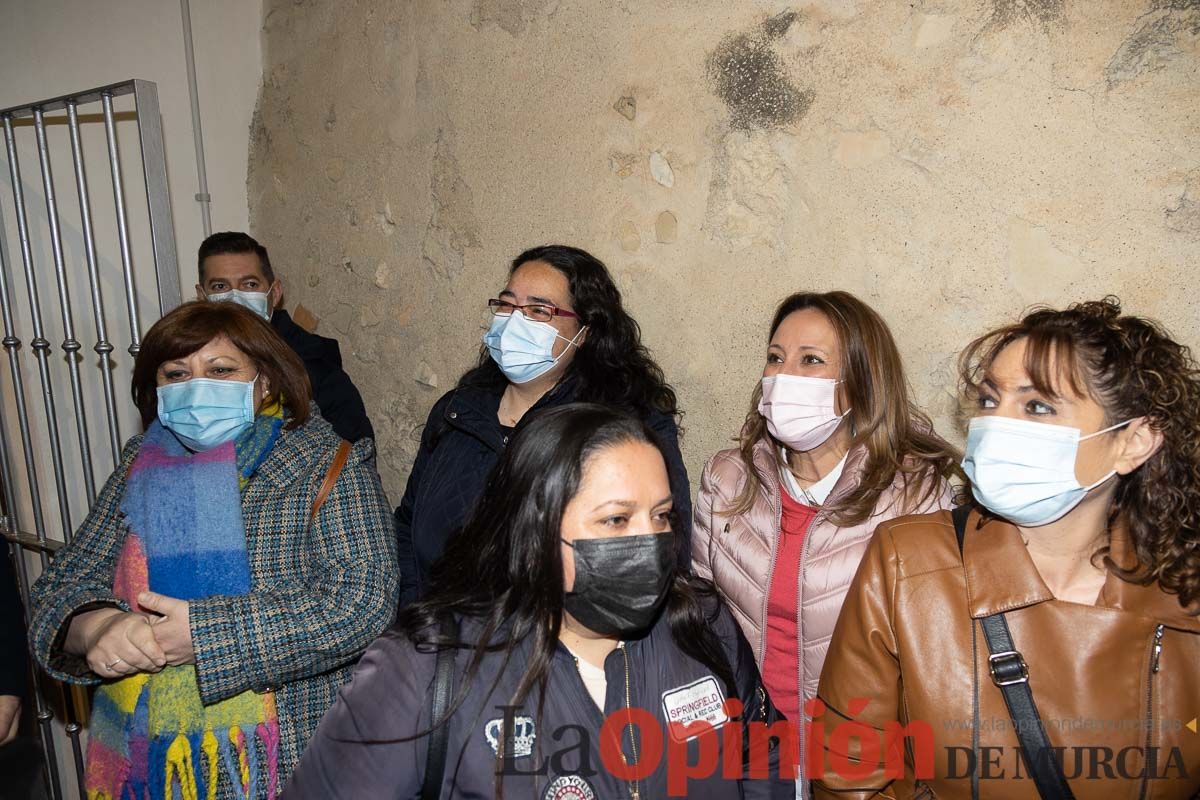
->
xmin=285 ymin=602 xmax=793 ymax=799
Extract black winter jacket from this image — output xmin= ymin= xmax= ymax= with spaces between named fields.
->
xmin=271 ymin=309 xmax=374 ymax=443
xmin=394 ymin=378 xmax=692 ymax=606
xmin=283 ymin=602 xmax=793 ymax=799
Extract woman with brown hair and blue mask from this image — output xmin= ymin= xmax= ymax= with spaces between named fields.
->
xmin=28 ymin=302 xmax=396 ymax=799
xmin=815 ymin=298 xmax=1200 ymax=798
xmin=394 ymin=245 xmax=690 ymax=607
xmin=287 ymin=403 xmax=792 ymax=799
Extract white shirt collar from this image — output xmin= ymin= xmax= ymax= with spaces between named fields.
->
xmin=779 ymin=447 xmax=848 ymax=506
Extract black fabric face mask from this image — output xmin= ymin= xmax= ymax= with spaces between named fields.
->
xmin=562 ymin=532 xmax=675 ymax=637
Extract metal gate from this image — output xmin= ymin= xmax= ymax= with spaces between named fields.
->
xmin=0 ymin=79 xmax=181 ymax=799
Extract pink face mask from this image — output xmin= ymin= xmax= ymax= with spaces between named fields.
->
xmin=757 ymin=374 xmax=850 ymax=451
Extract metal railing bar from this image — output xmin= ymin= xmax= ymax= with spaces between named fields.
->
xmin=101 ymin=94 xmax=142 ymax=357
xmin=7 ymin=111 xmax=138 ymax=128
xmin=32 ymin=107 xmax=98 ymax=505
xmin=0 ymin=155 xmax=49 ymax=562
xmin=2 ymin=77 xmax=178 ymax=800
xmin=131 ymin=81 xmax=181 ymax=316
xmin=2 ymin=530 xmax=66 ymax=554
xmin=66 ymin=100 xmax=122 ymax=468
xmin=1 ymin=116 xmax=75 ymax=545
xmin=0 ymin=366 xmax=20 ymax=529
xmin=36 ymin=704 xmax=64 ymax=800
xmin=66 ymin=716 xmax=86 ymax=799
xmin=0 ymin=79 xmax=139 ymax=119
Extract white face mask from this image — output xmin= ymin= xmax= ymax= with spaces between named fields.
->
xmin=207 ymin=287 xmax=272 ymax=321
xmin=757 ymin=374 xmax=849 ymax=451
xmin=963 ymin=416 xmax=1130 ymax=527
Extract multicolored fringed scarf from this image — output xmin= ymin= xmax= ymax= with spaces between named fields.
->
xmin=86 ymin=400 xmax=286 ymax=800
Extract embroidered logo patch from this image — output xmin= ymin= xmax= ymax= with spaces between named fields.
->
xmin=484 ymin=714 xmax=536 ymax=758
xmin=662 ymin=676 xmax=728 ymax=742
xmin=542 ymin=775 xmax=597 ymax=800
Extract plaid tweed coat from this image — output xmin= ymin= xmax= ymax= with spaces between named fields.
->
xmin=28 ymin=408 xmax=398 ymax=791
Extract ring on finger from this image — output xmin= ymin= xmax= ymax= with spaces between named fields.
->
xmin=105 ymin=657 xmax=125 ymax=670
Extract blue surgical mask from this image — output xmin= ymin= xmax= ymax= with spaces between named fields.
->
xmin=157 ymin=376 xmax=258 ymax=451
xmin=207 ymin=288 xmax=272 ymax=321
xmin=963 ymin=416 xmax=1129 ymax=527
xmin=483 ymin=312 xmax=585 ymax=385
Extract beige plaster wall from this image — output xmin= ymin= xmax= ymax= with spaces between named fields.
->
xmin=249 ymin=0 xmax=1200 ymax=500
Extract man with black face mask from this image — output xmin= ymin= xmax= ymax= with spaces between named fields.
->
xmin=285 ymin=405 xmax=792 ymax=799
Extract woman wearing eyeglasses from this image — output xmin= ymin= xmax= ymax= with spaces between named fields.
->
xmin=394 ymin=245 xmax=690 ymax=607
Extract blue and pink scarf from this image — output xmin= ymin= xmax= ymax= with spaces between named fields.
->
xmin=85 ymin=402 xmax=285 ymax=800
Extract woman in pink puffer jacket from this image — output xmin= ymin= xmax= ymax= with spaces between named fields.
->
xmin=692 ymin=290 xmax=961 ymax=792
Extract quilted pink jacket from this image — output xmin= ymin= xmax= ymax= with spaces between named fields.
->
xmin=692 ymin=438 xmax=953 ymax=781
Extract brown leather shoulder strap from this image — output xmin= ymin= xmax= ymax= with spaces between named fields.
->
xmin=310 ymin=439 xmax=352 ymax=521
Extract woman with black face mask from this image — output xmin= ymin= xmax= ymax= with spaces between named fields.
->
xmin=284 ymin=404 xmax=792 ymax=799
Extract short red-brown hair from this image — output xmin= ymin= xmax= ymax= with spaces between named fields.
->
xmin=131 ymin=301 xmax=312 ymax=430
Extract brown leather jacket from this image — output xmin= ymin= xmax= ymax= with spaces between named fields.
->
xmin=814 ymin=509 xmax=1200 ymax=799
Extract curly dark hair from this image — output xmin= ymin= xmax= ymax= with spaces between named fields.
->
xmin=959 ymin=296 xmax=1200 ymax=611
xmin=457 ymin=245 xmax=679 ymax=418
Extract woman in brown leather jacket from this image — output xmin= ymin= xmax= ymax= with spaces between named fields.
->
xmin=815 ymin=298 xmax=1200 ymax=799
xmin=692 ymin=291 xmax=960 ymax=791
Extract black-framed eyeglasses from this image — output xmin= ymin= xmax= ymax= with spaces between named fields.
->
xmin=487 ymin=298 xmax=579 ymax=324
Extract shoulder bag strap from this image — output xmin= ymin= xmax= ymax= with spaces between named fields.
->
xmin=421 ymin=614 xmax=459 ymax=800
xmin=309 ymin=440 xmax=352 ymax=521
xmin=951 ymin=506 xmax=1075 ymax=800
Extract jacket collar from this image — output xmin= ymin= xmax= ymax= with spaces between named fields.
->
xmin=270 ymin=309 xmax=339 ymax=363
xmin=251 ymin=403 xmax=331 ymax=489
xmin=963 ymin=510 xmax=1200 ymax=631
xmin=270 ymin=307 xmax=298 ymax=336
xmin=750 ymin=436 xmax=870 ymax=511
xmin=444 ymin=382 xmax=504 ymax=449
xmin=444 ymin=375 xmax=579 ymax=450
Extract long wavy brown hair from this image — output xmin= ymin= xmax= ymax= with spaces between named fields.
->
xmin=959 ymin=296 xmax=1200 ymax=611
xmin=726 ymin=291 xmax=961 ymax=526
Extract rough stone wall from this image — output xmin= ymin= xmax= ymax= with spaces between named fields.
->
xmin=249 ymin=0 xmax=1200 ymax=501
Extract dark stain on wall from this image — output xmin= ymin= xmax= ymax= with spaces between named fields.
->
xmin=1166 ymin=192 xmax=1200 ymax=235
xmin=706 ymin=12 xmax=813 ymax=131
xmin=987 ymin=0 xmax=1065 ymax=30
xmin=1105 ymin=0 xmax=1200 ymax=86
xmin=763 ymin=10 xmax=800 ymax=40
